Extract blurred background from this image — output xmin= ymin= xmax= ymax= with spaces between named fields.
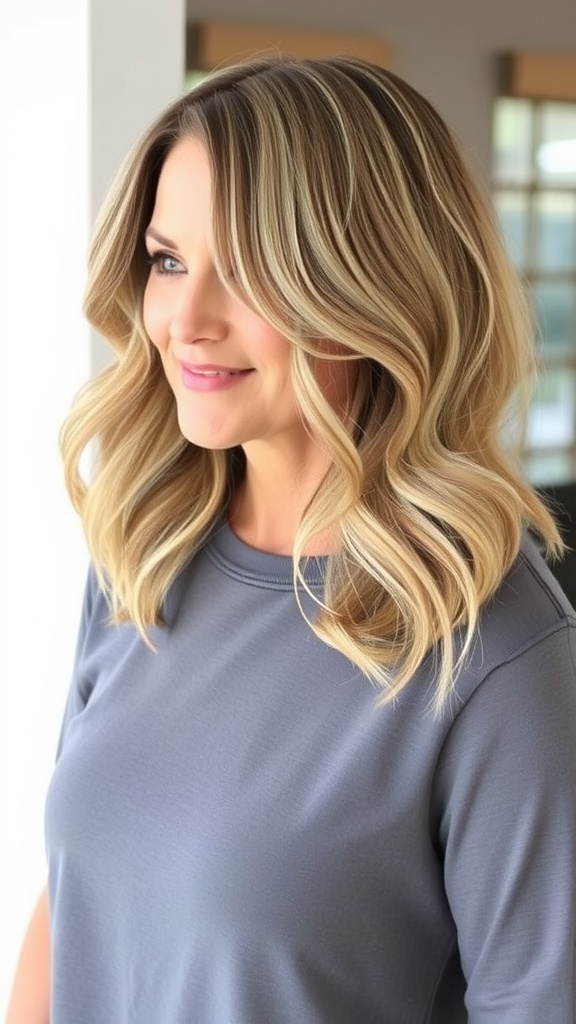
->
xmin=1 ymin=0 xmax=574 ymax=1012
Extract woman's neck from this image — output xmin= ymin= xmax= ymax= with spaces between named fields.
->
xmin=228 ymin=442 xmax=337 ymax=556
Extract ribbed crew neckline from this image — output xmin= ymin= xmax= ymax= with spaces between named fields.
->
xmin=206 ymin=518 xmax=327 ymax=591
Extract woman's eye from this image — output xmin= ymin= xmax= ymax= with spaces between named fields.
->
xmin=146 ymin=251 xmax=185 ymax=275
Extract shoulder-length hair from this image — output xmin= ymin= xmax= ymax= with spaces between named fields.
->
xmin=61 ymin=56 xmax=561 ymax=709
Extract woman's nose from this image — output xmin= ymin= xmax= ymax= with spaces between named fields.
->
xmin=169 ymin=272 xmax=228 ymax=345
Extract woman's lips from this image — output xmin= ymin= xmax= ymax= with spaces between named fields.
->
xmin=179 ymin=362 xmax=254 ymax=392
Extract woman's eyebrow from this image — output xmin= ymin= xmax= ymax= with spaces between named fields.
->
xmin=144 ymin=225 xmax=178 ymax=248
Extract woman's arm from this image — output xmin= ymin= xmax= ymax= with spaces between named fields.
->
xmin=434 ymin=627 xmax=576 ymax=1022
xmin=4 ymin=886 xmax=50 ymax=1024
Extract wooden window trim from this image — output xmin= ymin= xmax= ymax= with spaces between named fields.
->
xmin=501 ymin=52 xmax=576 ymax=101
xmin=186 ymin=21 xmax=393 ymax=71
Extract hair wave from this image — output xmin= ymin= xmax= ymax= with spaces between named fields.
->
xmin=60 ymin=56 xmax=562 ymax=709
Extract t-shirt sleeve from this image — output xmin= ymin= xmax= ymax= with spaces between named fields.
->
xmin=433 ymin=623 xmax=576 ymax=1023
xmin=55 ymin=564 xmax=103 ymax=760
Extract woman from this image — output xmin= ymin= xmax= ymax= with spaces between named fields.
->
xmin=6 ymin=56 xmax=576 ymax=1024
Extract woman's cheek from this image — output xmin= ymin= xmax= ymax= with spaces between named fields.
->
xmin=142 ymin=288 xmax=164 ymax=351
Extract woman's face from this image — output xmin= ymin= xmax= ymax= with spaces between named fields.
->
xmin=142 ymin=136 xmax=354 ymax=456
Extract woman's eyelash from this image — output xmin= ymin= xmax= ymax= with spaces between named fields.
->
xmin=144 ymin=250 xmax=239 ymax=285
xmin=145 ymin=251 xmax=184 ymax=275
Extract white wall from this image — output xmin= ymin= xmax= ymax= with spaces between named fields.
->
xmin=0 ymin=0 xmax=185 ymax=1014
xmin=0 ymin=3 xmax=90 ymax=1010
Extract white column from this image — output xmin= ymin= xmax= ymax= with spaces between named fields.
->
xmin=0 ymin=0 xmax=185 ymax=1012
xmin=90 ymin=0 xmax=186 ymax=372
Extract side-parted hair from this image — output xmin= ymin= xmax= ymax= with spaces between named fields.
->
xmin=61 ymin=56 xmax=562 ymax=710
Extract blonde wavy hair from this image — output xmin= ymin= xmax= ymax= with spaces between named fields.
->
xmin=61 ymin=56 xmax=562 ymax=709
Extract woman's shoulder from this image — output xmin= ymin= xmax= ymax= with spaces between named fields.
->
xmin=496 ymin=532 xmax=575 ymax=635
xmin=451 ymin=533 xmax=576 ymax=710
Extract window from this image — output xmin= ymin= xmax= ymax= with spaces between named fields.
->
xmin=185 ymin=70 xmax=207 ymax=91
xmin=492 ymin=97 xmax=576 ymax=485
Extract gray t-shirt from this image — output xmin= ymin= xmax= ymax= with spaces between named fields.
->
xmin=45 ymin=522 xmax=576 ymax=1023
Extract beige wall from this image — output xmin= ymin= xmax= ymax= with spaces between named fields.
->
xmin=185 ymin=0 xmax=576 ymax=182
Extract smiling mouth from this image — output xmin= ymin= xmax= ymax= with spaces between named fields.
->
xmin=191 ymin=369 xmax=248 ymax=377
xmin=179 ymin=363 xmax=254 ymax=391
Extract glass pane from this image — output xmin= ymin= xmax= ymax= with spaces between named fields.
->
xmin=493 ymin=98 xmax=533 ymax=184
xmin=536 ymin=103 xmax=576 ymax=186
xmin=533 ymin=281 xmax=576 ymax=355
xmin=525 ymin=449 xmax=574 ymax=486
xmin=493 ymin=190 xmax=529 ymax=269
xmin=184 ymin=70 xmax=207 ymax=92
xmin=501 ymin=392 xmax=526 ymax=450
xmin=534 ymin=192 xmax=576 ymax=271
xmin=527 ymin=368 xmax=575 ymax=448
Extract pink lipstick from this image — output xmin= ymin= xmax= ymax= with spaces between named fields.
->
xmin=179 ymin=362 xmax=254 ymax=392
